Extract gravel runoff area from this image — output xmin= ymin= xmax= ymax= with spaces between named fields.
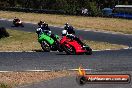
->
xmin=0 ymin=71 xmax=75 ymax=88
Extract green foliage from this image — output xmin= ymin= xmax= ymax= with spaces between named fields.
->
xmin=89 ymin=2 xmax=102 ymax=16
xmin=0 ymin=83 xmax=11 ymax=88
xmin=0 ymin=27 xmax=9 ymax=39
xmin=0 ymin=0 xmax=131 ymax=16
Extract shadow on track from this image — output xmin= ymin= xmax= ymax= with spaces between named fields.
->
xmin=32 ymin=49 xmax=43 ymax=52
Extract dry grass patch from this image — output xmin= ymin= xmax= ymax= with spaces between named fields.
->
xmin=0 ymin=29 xmax=128 ymax=51
xmin=83 ymin=40 xmax=127 ymax=50
xmin=0 ymin=71 xmax=73 ymax=88
xmin=0 ymin=11 xmax=132 ymax=34
xmin=0 ymin=29 xmax=41 ymax=51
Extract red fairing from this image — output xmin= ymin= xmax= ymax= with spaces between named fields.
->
xmin=60 ymin=36 xmax=67 ymax=44
xmin=60 ymin=36 xmax=87 ymax=54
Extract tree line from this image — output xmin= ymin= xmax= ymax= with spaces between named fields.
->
xmin=0 ymin=0 xmax=132 ymax=16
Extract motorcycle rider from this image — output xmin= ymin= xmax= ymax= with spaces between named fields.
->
xmin=36 ymin=27 xmax=43 ymax=36
xmin=62 ymin=25 xmax=85 ymax=47
xmin=41 ymin=22 xmax=51 ymax=34
xmin=64 ymin=23 xmax=69 ymax=30
xmin=38 ymin=20 xmax=44 ymax=27
xmin=36 ymin=22 xmax=58 ymax=43
xmin=37 ymin=21 xmax=50 ymax=33
xmin=13 ymin=17 xmax=20 ymax=24
xmin=64 ymin=23 xmax=75 ymax=34
xmin=36 ymin=22 xmax=61 ymax=50
xmin=36 ymin=22 xmax=51 ymax=36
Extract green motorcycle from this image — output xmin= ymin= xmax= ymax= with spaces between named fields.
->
xmin=38 ymin=32 xmax=62 ymax=52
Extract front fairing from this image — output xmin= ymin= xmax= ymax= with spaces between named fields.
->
xmin=38 ymin=33 xmax=54 ymax=45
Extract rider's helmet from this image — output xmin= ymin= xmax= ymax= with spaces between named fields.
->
xmin=40 ymin=22 xmax=46 ymax=28
xmin=64 ymin=23 xmax=69 ymax=28
xmin=62 ymin=30 xmax=67 ymax=36
xmin=65 ymin=23 xmax=69 ymax=26
xmin=42 ymin=22 xmax=47 ymax=27
xmin=13 ymin=17 xmax=20 ymax=23
xmin=39 ymin=20 xmax=43 ymax=23
xmin=64 ymin=23 xmax=69 ymax=30
xmin=13 ymin=17 xmax=17 ymax=22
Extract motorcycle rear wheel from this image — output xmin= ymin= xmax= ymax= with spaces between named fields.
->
xmin=85 ymin=47 xmax=92 ymax=55
xmin=63 ymin=44 xmax=76 ymax=55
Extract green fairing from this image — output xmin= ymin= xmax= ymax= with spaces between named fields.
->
xmin=38 ymin=33 xmax=54 ymax=45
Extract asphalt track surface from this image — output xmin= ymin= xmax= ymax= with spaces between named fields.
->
xmin=18 ymin=76 xmax=132 ymax=88
xmin=1 ymin=19 xmax=132 ymax=46
xmin=0 ymin=19 xmax=132 ymax=88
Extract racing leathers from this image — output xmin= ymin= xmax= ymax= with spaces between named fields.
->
xmin=36 ymin=24 xmax=58 ymax=45
xmin=13 ymin=18 xmax=20 ymax=24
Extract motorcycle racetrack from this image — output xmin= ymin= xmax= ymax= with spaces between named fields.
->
xmin=0 ymin=19 xmax=132 ymax=71
xmin=0 ymin=19 xmax=132 ymax=88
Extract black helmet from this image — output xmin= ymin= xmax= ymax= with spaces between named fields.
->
xmin=39 ymin=20 xmax=43 ymax=24
xmin=65 ymin=23 xmax=69 ymax=26
xmin=42 ymin=22 xmax=47 ymax=26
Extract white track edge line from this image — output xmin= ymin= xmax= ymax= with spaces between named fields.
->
xmin=68 ymin=69 xmax=93 ymax=71
xmin=0 ymin=69 xmax=94 ymax=72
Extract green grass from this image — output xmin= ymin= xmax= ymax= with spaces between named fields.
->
xmin=0 ymin=83 xmax=11 ymax=88
xmin=0 ymin=29 xmax=127 ymax=51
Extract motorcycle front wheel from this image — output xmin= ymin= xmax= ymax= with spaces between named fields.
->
xmin=41 ymin=41 xmax=51 ymax=52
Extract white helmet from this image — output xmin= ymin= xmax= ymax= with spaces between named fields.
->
xmin=62 ymin=30 xmax=67 ymax=36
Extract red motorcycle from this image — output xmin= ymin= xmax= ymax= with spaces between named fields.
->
xmin=60 ymin=36 xmax=92 ymax=55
